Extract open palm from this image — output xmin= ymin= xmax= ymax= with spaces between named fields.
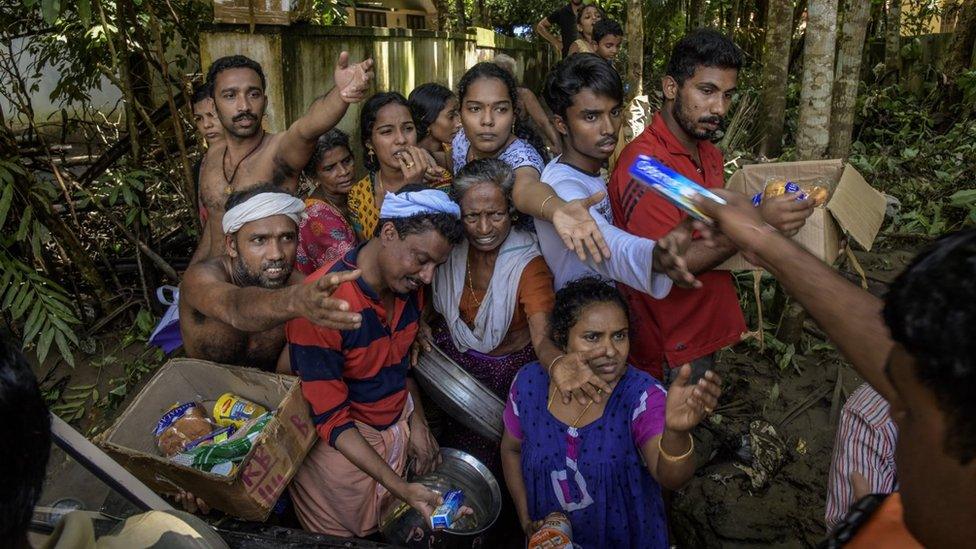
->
xmin=333 ymin=52 xmax=374 ymax=103
xmin=664 ymin=364 xmax=722 ymax=433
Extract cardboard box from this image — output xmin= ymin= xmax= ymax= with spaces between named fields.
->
xmin=96 ymin=359 xmax=316 ymax=521
xmin=718 ymin=159 xmax=886 ymax=270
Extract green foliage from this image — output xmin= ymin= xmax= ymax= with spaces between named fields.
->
xmin=0 ymin=157 xmax=81 ymax=366
xmin=846 ymin=83 xmax=976 ymax=234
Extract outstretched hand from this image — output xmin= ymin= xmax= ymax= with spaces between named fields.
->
xmin=551 ymin=191 xmax=612 ymax=263
xmin=550 ymin=347 xmax=613 ymax=405
xmin=297 ymin=269 xmax=363 ymax=329
xmin=334 ymin=52 xmax=374 ymax=103
xmin=652 ymin=219 xmax=700 ymax=289
xmin=664 ymin=364 xmax=722 ymax=433
xmin=693 ymin=189 xmax=776 ymax=267
xmin=759 ymin=193 xmax=815 ymax=236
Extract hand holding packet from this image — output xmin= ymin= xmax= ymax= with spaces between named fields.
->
xmin=628 ymin=155 xmax=726 ymax=223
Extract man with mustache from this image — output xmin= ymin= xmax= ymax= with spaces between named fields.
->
xmin=286 ymin=188 xmax=465 ymax=537
xmin=607 ymin=30 xmax=814 ymax=382
xmin=192 ymin=52 xmax=373 ymax=263
xmin=180 ymin=185 xmax=363 ymax=373
xmin=537 ymin=54 xmax=698 ymax=301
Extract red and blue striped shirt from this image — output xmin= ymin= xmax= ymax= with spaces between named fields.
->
xmin=286 ymin=245 xmax=423 ymax=446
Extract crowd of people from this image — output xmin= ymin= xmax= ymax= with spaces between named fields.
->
xmin=4 ymin=6 xmax=975 ymax=548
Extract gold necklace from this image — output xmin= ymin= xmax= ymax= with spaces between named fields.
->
xmin=466 ymin=256 xmax=483 ymax=309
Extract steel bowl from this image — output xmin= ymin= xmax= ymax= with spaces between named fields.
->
xmin=379 ymin=448 xmax=502 ymax=548
xmin=412 ymin=344 xmax=505 ymax=442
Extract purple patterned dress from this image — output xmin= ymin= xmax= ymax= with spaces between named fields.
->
xmin=504 ymin=361 xmax=670 ymax=548
xmin=451 ymin=131 xmax=545 ymax=176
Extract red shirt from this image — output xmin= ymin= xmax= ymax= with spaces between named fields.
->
xmin=286 ymin=245 xmax=421 ymax=446
xmin=608 ymin=112 xmax=745 ymax=378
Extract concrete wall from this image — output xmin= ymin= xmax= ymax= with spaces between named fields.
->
xmin=200 ymin=24 xmax=550 ymax=154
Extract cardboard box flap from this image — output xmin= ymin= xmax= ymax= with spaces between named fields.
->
xmin=727 ymin=158 xmax=845 ymax=194
xmin=826 ymin=166 xmax=886 ymax=251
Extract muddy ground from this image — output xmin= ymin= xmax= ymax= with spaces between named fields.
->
xmin=35 ymin=243 xmax=920 ymax=547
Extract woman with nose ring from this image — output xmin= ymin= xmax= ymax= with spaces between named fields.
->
xmin=295 ymin=129 xmax=358 ymax=275
xmin=347 ymin=92 xmax=450 ymax=241
xmin=423 ymin=159 xmax=605 ymax=476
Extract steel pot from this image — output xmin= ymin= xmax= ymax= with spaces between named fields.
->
xmin=379 ymin=448 xmax=501 ymax=548
xmin=412 ymin=345 xmax=504 ymax=441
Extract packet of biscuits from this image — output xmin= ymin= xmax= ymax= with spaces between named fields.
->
xmin=153 ymin=402 xmax=227 ymax=457
xmin=753 ymin=177 xmax=831 ymax=207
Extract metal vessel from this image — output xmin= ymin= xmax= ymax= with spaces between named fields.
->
xmin=412 ymin=344 xmax=505 ymax=441
xmin=379 ymin=448 xmax=501 ymax=548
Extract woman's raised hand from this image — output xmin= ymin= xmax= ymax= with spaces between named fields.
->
xmin=664 ymin=364 xmax=722 ymax=433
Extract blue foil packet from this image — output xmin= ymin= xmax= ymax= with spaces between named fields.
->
xmin=430 ymin=489 xmax=464 ymax=530
xmin=629 ymin=155 xmax=727 ymax=222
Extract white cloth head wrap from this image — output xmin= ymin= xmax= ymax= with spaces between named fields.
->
xmin=379 ymin=189 xmax=461 ymax=219
xmin=222 ymin=192 xmax=306 ymax=234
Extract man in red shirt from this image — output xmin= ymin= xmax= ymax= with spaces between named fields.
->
xmin=608 ymin=29 xmax=813 ymax=381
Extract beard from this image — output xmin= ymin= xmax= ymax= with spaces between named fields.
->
xmin=673 ymin=93 xmax=723 ymax=141
xmin=232 ymin=256 xmax=290 ymax=289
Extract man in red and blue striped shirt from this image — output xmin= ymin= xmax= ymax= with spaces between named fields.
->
xmin=286 ymin=189 xmax=464 ymax=537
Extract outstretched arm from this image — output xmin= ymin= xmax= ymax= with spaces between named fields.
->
xmin=535 ymin=18 xmax=562 ymax=54
xmin=274 ymin=52 xmax=374 ymax=176
xmin=695 ymin=190 xmax=895 ymax=400
xmin=180 ymin=263 xmax=363 ymax=332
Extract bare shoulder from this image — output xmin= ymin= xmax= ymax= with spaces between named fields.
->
xmin=183 ymin=256 xmax=232 ymax=289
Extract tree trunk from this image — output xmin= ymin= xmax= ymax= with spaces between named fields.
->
xmin=759 ymin=0 xmax=795 ymax=158
xmin=946 ymin=0 xmax=976 ymax=76
xmin=689 ymin=0 xmax=703 ymax=30
xmin=884 ymin=0 xmax=902 ymax=74
xmin=433 ymin=0 xmax=450 ymax=30
xmin=828 ymin=0 xmax=871 ymax=158
xmin=453 ymin=0 xmax=466 ymax=30
xmin=627 ymin=0 xmax=644 ymax=101
xmin=796 ymin=0 xmax=839 ymax=160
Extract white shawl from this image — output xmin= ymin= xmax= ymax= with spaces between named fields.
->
xmin=433 ymin=230 xmax=541 ymax=354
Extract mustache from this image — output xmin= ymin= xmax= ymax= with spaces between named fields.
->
xmin=232 ymin=112 xmax=257 ymax=123
xmin=597 ymin=136 xmax=617 ymax=147
xmin=262 ymin=259 xmax=287 ymax=271
xmin=699 ymin=116 xmax=722 ymax=126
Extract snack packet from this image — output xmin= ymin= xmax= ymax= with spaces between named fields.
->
xmin=213 ymin=393 xmax=267 ymax=429
xmin=430 ymin=489 xmax=464 ymax=530
xmin=153 ymin=402 xmax=215 ymax=457
xmin=170 ymin=411 xmax=273 ymax=475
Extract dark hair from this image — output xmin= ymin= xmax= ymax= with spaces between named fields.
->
xmin=575 ymin=3 xmax=605 ymax=24
xmin=542 ymin=53 xmax=623 ymax=118
xmin=302 ymin=128 xmax=352 ymax=179
xmin=665 ymin=28 xmax=743 ymax=85
xmin=457 ymin=63 xmax=549 ymax=163
xmin=206 ymin=55 xmax=267 ymax=93
xmin=408 ymin=83 xmax=455 ymax=141
xmin=0 ymin=336 xmax=51 ymax=542
xmin=593 ymin=19 xmax=623 ymax=44
xmin=360 ymin=91 xmax=414 ymax=172
xmin=375 ymin=184 xmax=464 ymax=244
xmin=191 ymin=82 xmax=213 ymax=105
xmin=883 ymin=229 xmax=976 ymax=464
xmin=550 ymin=276 xmax=630 ymax=350
xmin=224 ymin=182 xmax=289 ymax=212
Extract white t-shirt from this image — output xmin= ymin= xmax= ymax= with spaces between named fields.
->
xmin=536 ymin=157 xmax=672 ymax=298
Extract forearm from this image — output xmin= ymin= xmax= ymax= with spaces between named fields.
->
xmin=406 ymin=377 xmax=430 ymax=428
xmin=536 ymin=24 xmax=560 ymax=49
xmin=756 ymin=235 xmax=895 ymax=399
xmin=335 ymin=427 xmax=408 ymax=497
xmin=500 ymin=438 xmax=532 ymax=526
xmin=292 ymin=87 xmax=349 ymax=142
xmin=685 ymin=235 xmax=738 ymax=274
xmin=653 ymin=430 xmax=696 ymax=490
xmin=514 ymin=176 xmax=564 ymax=221
xmin=222 ymin=284 xmax=303 ymax=332
xmin=528 ymin=313 xmax=561 ymax=372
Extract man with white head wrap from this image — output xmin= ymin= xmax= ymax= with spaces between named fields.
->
xmin=180 ymin=184 xmax=364 ymax=373
xmin=286 ymin=186 xmax=466 ymax=537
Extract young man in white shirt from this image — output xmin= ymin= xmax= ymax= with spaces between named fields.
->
xmin=537 ymin=53 xmax=695 ymax=296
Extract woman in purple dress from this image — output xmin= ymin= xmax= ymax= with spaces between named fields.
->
xmin=500 ymin=277 xmax=723 ymax=547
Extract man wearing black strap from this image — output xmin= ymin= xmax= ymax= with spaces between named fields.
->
xmin=536 ymin=0 xmax=583 ymax=58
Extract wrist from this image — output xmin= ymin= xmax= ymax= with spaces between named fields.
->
xmin=660 ymin=429 xmax=693 ymax=458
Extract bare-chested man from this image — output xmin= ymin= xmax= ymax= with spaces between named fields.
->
xmin=190 ymin=82 xmax=223 ymax=225
xmin=180 ymin=185 xmax=363 ymax=372
xmin=191 ymin=51 xmax=373 ymax=263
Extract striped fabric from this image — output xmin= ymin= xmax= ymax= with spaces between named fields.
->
xmin=286 ymin=245 xmax=423 ymax=447
xmin=825 ymin=383 xmax=899 ymax=528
